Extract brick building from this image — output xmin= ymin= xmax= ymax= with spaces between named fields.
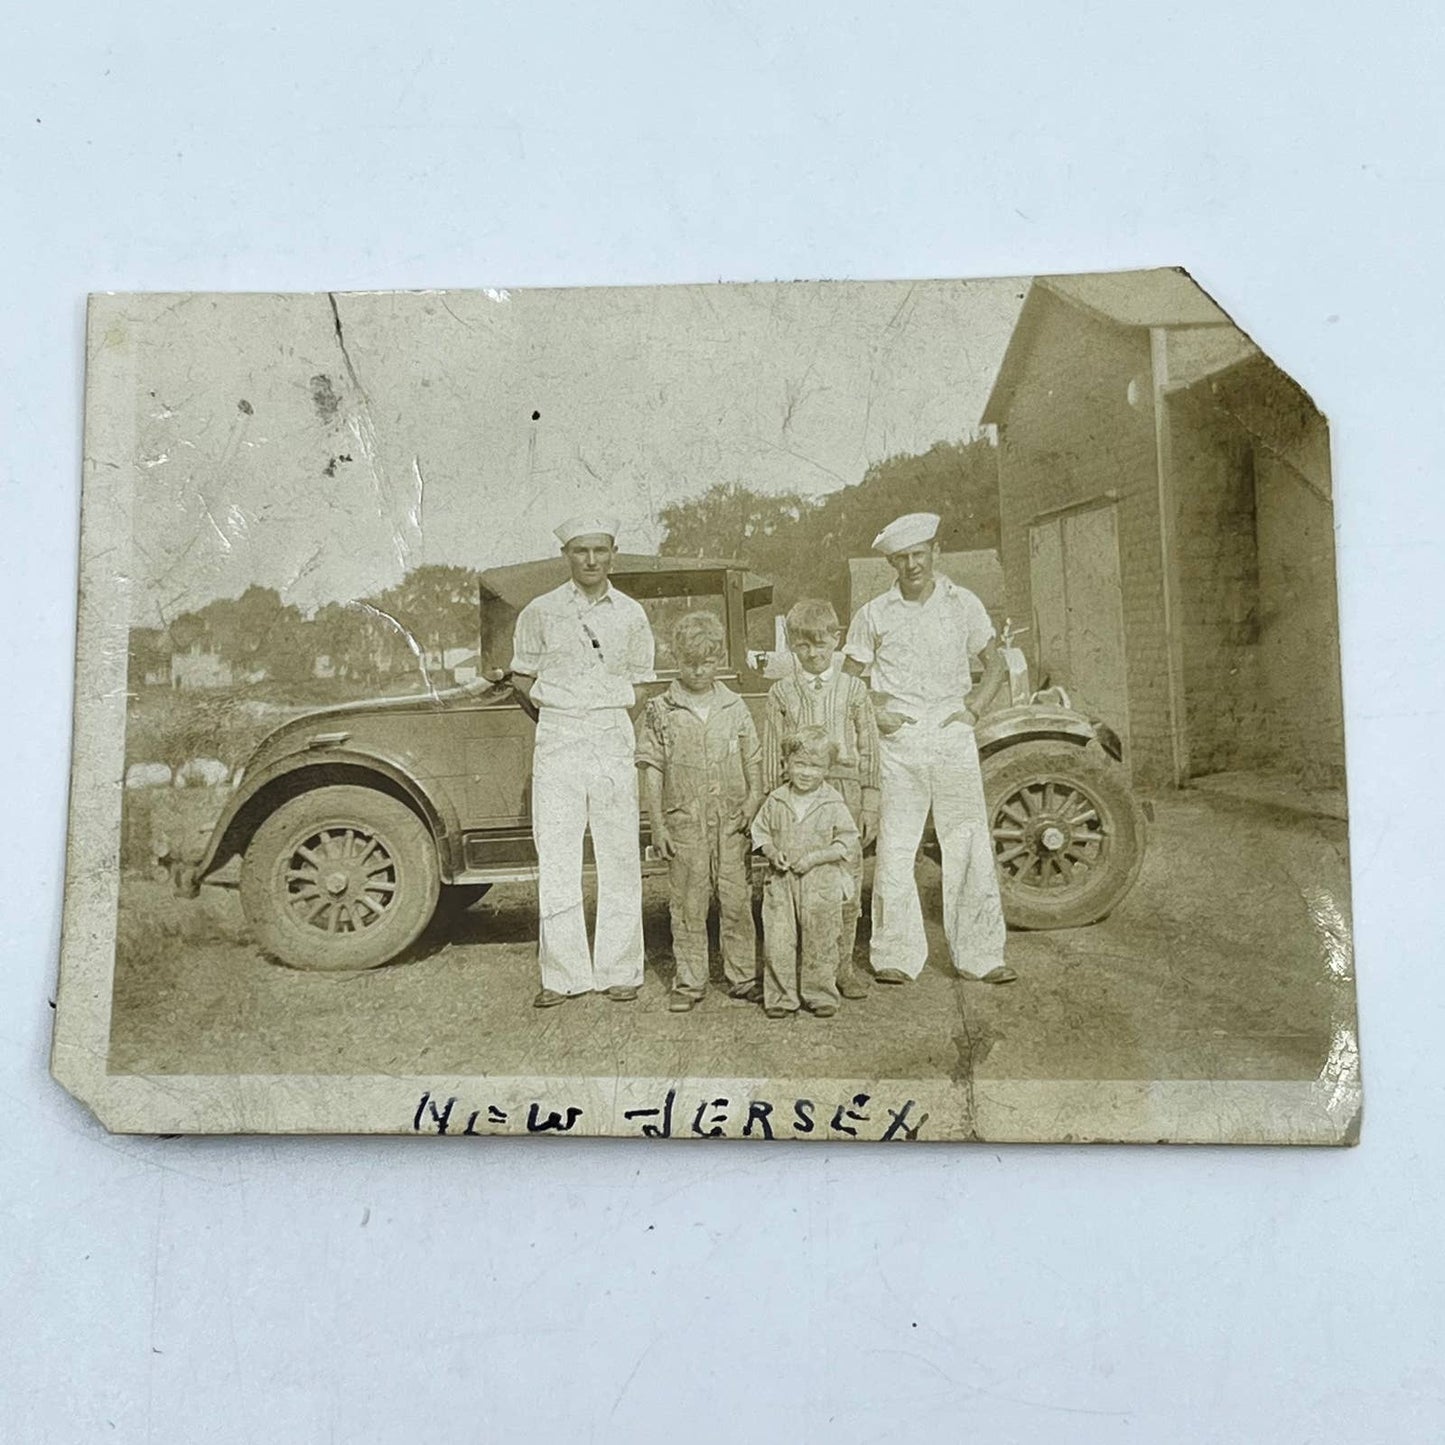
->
xmin=980 ymin=270 xmax=1344 ymax=792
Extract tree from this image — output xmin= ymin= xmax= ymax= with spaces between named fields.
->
xmin=166 ymin=610 xmax=205 ymax=653
xmin=365 ymin=564 xmax=483 ymax=660
xmin=161 ymin=586 xmax=312 ymax=684
xmin=657 ymin=438 xmax=1001 ymax=616
xmin=657 ymin=483 xmax=818 ymax=566
xmin=126 ymin=626 xmax=170 ymax=689
xmin=210 ymin=586 xmax=316 ymax=681
xmin=812 ymin=438 xmax=1000 ymax=560
xmin=311 ymin=601 xmax=375 ymax=681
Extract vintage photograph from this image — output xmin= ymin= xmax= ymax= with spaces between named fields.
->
xmin=53 ymin=270 xmax=1359 ymax=1141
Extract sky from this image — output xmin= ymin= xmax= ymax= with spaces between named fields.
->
xmin=110 ymin=277 xmax=1026 ymax=626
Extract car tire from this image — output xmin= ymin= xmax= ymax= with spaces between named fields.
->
xmin=981 ymin=740 xmax=1145 ymax=930
xmin=240 ymin=785 xmax=440 ymax=971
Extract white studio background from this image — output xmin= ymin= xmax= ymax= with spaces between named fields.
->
xmin=2 ymin=5 xmax=1439 ymax=1442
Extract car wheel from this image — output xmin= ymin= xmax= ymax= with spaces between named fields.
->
xmin=981 ymin=741 xmax=1145 ymax=930
xmin=240 ymin=785 xmax=440 ymax=970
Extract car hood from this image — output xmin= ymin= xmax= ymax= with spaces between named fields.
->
xmin=244 ymin=679 xmax=511 ymax=766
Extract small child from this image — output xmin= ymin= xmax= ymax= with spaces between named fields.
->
xmin=763 ymin=598 xmax=880 ymax=999
xmin=750 ymin=726 xmax=861 ymax=1019
xmin=637 ymin=611 xmax=763 ymax=1012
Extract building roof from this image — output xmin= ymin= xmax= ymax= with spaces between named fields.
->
xmin=980 ymin=269 xmax=1239 ymax=426
xmin=977 ymin=270 xmax=1329 ymax=500
xmin=478 ymin=554 xmax=773 ymax=612
xmin=1175 ymin=350 xmax=1331 ymax=499
xmin=1043 ymin=269 xmax=1234 ymax=329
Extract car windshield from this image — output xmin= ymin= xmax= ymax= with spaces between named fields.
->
xmin=637 ymin=594 xmax=729 ymax=673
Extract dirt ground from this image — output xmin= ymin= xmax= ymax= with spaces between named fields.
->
xmin=107 ymin=790 xmax=1354 ymax=1085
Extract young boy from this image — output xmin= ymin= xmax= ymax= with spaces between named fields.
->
xmin=751 ymin=726 xmax=861 ymax=1019
xmin=637 ymin=612 xmax=763 ymax=1012
xmin=763 ymin=598 xmax=880 ymax=999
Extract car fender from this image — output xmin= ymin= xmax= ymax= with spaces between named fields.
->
xmin=189 ymin=745 xmax=463 ymax=888
xmin=974 ymin=703 xmax=1101 ymax=759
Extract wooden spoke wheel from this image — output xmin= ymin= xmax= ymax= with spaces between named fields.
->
xmin=981 ymin=742 xmax=1145 ymax=930
xmin=240 ymin=785 xmax=439 ymax=970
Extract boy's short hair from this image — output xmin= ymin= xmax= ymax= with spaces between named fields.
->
xmin=671 ymin=610 xmax=726 ymax=664
xmin=781 ymin=724 xmax=836 ymax=766
xmin=784 ymin=598 xmax=841 ymax=645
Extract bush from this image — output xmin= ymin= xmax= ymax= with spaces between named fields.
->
xmin=122 ymin=676 xmax=422 ymax=773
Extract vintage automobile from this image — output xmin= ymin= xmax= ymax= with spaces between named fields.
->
xmin=177 ymin=555 xmax=1146 ymax=971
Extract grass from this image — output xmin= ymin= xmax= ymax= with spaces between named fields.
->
xmin=111 ymin=873 xmax=250 ymax=1029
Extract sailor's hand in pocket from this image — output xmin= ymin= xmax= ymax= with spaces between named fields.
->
xmin=874 ymin=707 xmax=917 ymax=736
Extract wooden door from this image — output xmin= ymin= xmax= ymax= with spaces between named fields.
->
xmin=1028 ymin=503 xmax=1131 ymax=752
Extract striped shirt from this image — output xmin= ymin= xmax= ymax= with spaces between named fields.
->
xmin=762 ymin=659 xmax=880 ymax=800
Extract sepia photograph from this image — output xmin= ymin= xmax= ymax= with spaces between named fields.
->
xmin=18 ymin=5 xmax=1445 ymax=1438
xmin=54 ymin=269 xmax=1359 ymax=1141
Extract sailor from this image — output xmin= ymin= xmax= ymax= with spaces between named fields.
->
xmin=509 ymin=517 xmax=657 ymax=1008
xmin=843 ymin=512 xmax=1015 ymax=985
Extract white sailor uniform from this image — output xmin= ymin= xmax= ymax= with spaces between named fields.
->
xmin=511 ymin=578 xmax=656 ymax=995
xmin=844 ymin=575 xmax=1006 ymax=978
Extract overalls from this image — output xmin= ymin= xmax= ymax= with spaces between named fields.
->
xmin=637 ymin=684 xmax=760 ymax=998
xmin=751 ymin=784 xmax=860 ymax=1013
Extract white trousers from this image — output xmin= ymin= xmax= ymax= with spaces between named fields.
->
xmin=532 ymin=708 xmax=645 ymax=995
xmin=870 ymin=714 xmax=1006 ymax=978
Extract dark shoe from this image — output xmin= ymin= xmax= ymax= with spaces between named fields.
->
xmin=533 ymin=988 xmax=573 ymax=1009
xmin=838 ymin=978 xmax=870 ymax=1000
xmin=804 ymin=1003 xmax=838 ymax=1018
xmin=728 ymin=981 xmax=764 ymax=1003
xmin=765 ymin=1007 xmax=795 ymax=1020
xmin=958 ymin=965 xmax=1018 ymax=984
xmin=874 ymin=968 xmax=910 ymax=985
xmin=668 ymin=991 xmax=698 ymax=1013
xmin=605 ymin=985 xmax=640 ymax=1002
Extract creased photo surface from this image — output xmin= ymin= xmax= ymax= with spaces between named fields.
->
xmin=54 ymin=271 xmax=1360 ymax=1142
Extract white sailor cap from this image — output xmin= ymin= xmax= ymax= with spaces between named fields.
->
xmin=554 ymin=515 xmax=620 ymax=546
xmin=872 ymin=511 xmax=940 ymax=556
